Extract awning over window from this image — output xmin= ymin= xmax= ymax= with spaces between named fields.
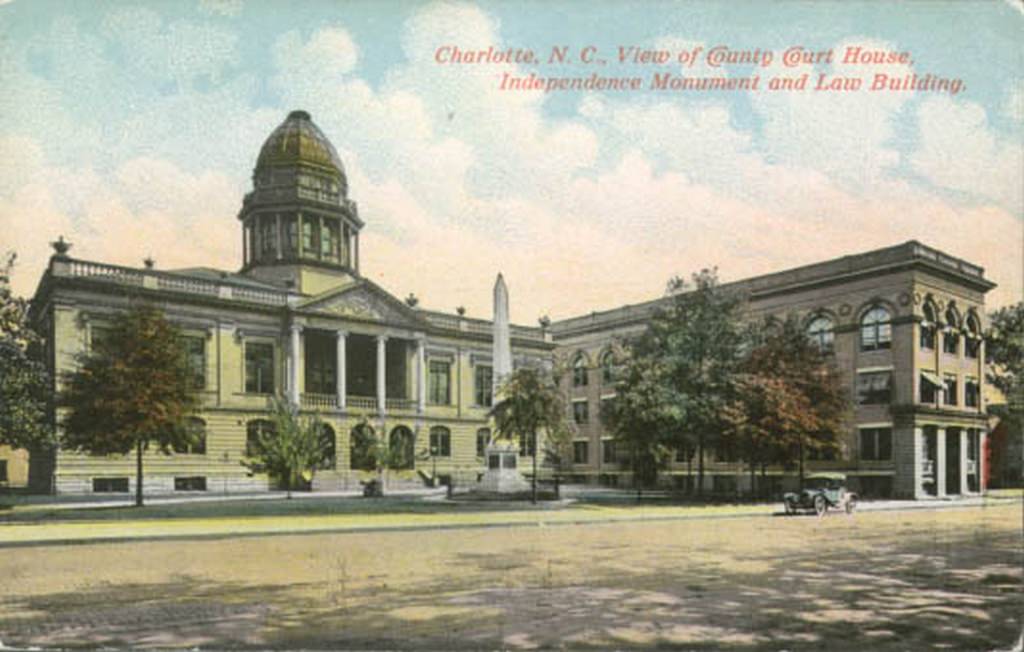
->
xmin=921 ymin=371 xmax=943 ymax=387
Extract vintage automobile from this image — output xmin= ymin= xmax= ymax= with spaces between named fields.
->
xmin=783 ymin=472 xmax=857 ymax=516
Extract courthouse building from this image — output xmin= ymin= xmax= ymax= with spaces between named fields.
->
xmin=12 ymin=110 xmax=996 ymax=499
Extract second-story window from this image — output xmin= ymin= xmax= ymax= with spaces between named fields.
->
xmin=944 ymin=374 xmax=958 ymax=406
xmin=965 ymin=377 xmax=980 ymax=408
xmin=920 ymin=372 xmax=940 ymax=404
xmin=573 ymin=400 xmax=589 ymax=425
xmin=245 ymin=342 xmax=275 ymax=394
xmin=857 ymin=371 xmax=892 ymax=405
xmin=428 ymin=360 xmax=451 ymax=405
xmin=474 ymin=365 xmax=493 ymax=407
xmin=183 ymin=335 xmax=206 ymax=390
xmin=860 ymin=307 xmax=892 ymax=351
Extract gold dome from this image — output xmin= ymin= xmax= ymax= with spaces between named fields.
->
xmin=255 ymin=110 xmax=345 ymax=177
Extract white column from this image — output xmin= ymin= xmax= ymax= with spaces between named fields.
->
xmin=335 ymin=330 xmax=347 ymax=410
xmin=289 ymin=324 xmax=302 ymax=406
xmin=913 ymin=427 xmax=925 ymax=500
xmin=416 ymin=336 xmax=426 ymax=414
xmin=376 ymin=335 xmax=387 ymax=416
xmin=936 ymin=427 xmax=947 ymax=497
xmin=959 ymin=429 xmax=969 ymax=497
xmin=979 ymin=430 xmax=988 ymax=494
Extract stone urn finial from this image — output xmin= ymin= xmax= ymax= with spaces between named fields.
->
xmin=456 ymin=305 xmax=466 ymax=316
xmin=143 ymin=257 xmax=155 ymax=270
xmin=538 ymin=315 xmax=551 ymax=329
xmin=50 ymin=235 xmax=71 ymax=258
xmin=405 ymin=293 xmax=419 ymax=308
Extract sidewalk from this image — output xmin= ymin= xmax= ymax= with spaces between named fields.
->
xmin=0 ymin=490 xmax=1017 ymax=549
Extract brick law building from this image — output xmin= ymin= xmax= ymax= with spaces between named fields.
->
xmin=8 ymin=110 xmax=995 ymax=499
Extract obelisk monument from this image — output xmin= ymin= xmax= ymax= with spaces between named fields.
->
xmin=492 ymin=273 xmax=512 ymax=394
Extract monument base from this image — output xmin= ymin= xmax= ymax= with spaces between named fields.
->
xmin=477 ymin=442 xmax=531 ymax=494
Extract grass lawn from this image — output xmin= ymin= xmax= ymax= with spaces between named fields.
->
xmin=0 ymin=501 xmax=1019 ymax=650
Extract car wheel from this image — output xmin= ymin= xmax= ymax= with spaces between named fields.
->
xmin=813 ymin=494 xmax=827 ymax=517
xmin=845 ymin=495 xmax=857 ymax=514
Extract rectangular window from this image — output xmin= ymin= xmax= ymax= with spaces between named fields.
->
xmin=602 ymin=440 xmax=616 ymax=464
xmin=920 ymin=373 xmax=939 ymax=403
xmin=428 ymin=360 xmax=451 ymax=405
xmin=304 ymin=334 xmax=336 ymax=395
xmin=245 ymin=342 xmax=275 ymax=394
xmin=519 ymin=433 xmax=536 ymax=458
xmin=474 ymin=365 xmax=493 ymax=407
xmin=174 ymin=476 xmax=207 ymax=492
xmin=573 ymin=400 xmax=589 ymax=424
xmin=943 ymin=330 xmax=959 ymax=355
xmin=919 ymin=323 xmax=935 ymax=350
xmin=284 ymin=216 xmax=298 ymax=255
xmin=476 ymin=429 xmax=489 ymax=457
xmin=320 ymin=222 xmax=333 ymax=258
xmin=857 ymin=371 xmax=892 ymax=405
xmin=0 ymin=460 xmax=7 ymax=483
xmin=302 ymin=216 xmax=317 ymax=254
xmin=573 ymin=441 xmax=589 ymax=465
xmin=965 ymin=378 xmax=980 ymax=408
xmin=183 ymin=335 xmax=206 ymax=390
xmin=944 ymin=374 xmax=958 ymax=406
xmin=859 ymin=428 xmax=893 ymax=461
xmin=965 ymin=337 xmax=980 ymax=359
xmin=429 ymin=430 xmax=451 ymax=457
xmin=93 ymin=477 xmax=130 ymax=493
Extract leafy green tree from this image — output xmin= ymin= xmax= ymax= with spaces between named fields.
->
xmin=986 ymin=303 xmax=1023 ymax=406
xmin=725 ymin=316 xmax=849 ymax=493
xmin=0 ymin=252 xmax=53 ymax=452
xmin=60 ymin=304 xmax=200 ymax=506
xmin=490 ymin=365 xmax=570 ymax=503
xmin=602 ymin=348 xmax=677 ymax=494
xmin=242 ymin=397 xmax=331 ymax=498
xmin=641 ymin=269 xmax=747 ymax=496
xmin=348 ymin=416 xmax=407 ymax=495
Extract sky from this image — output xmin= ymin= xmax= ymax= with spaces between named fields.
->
xmin=1 ymin=0 xmax=1021 ymax=324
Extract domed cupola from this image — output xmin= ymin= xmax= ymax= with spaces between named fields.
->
xmin=240 ymin=110 xmax=363 ymax=286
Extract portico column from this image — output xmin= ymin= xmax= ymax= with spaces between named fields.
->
xmin=376 ymin=335 xmax=387 ymax=416
xmin=959 ymin=429 xmax=969 ymax=497
xmin=416 ymin=335 xmax=426 ymax=414
xmin=289 ymin=324 xmax=302 ymax=406
xmin=979 ymin=430 xmax=988 ymax=494
xmin=913 ymin=427 xmax=925 ymax=500
xmin=335 ymin=330 xmax=347 ymax=410
xmin=936 ymin=427 xmax=947 ymax=497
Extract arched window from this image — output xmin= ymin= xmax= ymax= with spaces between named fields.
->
xmin=429 ymin=426 xmax=451 ymax=458
xmin=943 ymin=306 xmax=961 ymax=355
xmin=600 ymin=350 xmax=616 ymax=383
xmin=349 ymin=423 xmax=376 ymax=471
xmin=246 ymin=419 xmax=275 ymax=458
xmin=389 ymin=426 xmax=415 ymax=469
xmin=806 ymin=316 xmax=834 ymax=352
xmin=860 ymin=306 xmax=892 ymax=351
xmin=572 ymin=353 xmax=588 ymax=387
xmin=920 ymin=302 xmax=937 ymax=350
xmin=173 ymin=417 xmax=207 ymax=455
xmin=476 ymin=428 xmax=491 ymax=457
xmin=965 ymin=312 xmax=981 ymax=359
xmin=317 ymin=423 xmax=336 ymax=470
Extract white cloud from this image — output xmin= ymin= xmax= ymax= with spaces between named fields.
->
xmin=911 ymin=96 xmax=1023 ymax=212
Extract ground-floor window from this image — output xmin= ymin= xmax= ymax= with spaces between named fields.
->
xmin=93 ymin=477 xmax=129 ymax=493
xmin=602 ymin=440 xmax=616 ymax=464
xmin=0 ymin=460 xmax=7 ymax=483
xmin=174 ymin=476 xmax=207 ymax=491
xmin=859 ymin=427 xmax=893 ymax=461
xmin=476 ymin=428 xmax=490 ymax=457
xmin=429 ymin=426 xmax=451 ymax=457
xmin=573 ymin=441 xmax=589 ymax=465
xmin=857 ymin=475 xmax=893 ymax=498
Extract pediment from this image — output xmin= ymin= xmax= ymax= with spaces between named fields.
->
xmin=298 ymin=281 xmax=425 ymax=328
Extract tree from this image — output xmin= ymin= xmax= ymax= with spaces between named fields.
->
xmin=490 ymin=365 xmax=570 ymax=503
xmin=0 ymin=252 xmax=53 ymax=452
xmin=242 ymin=397 xmax=331 ymax=498
xmin=725 ymin=316 xmax=850 ymax=494
xmin=60 ymin=304 xmax=200 ymax=506
xmin=349 ymin=416 xmax=406 ymax=495
xmin=986 ymin=303 xmax=1024 ymax=406
xmin=602 ymin=347 xmax=677 ymax=495
xmin=633 ymin=269 xmax=746 ymax=496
